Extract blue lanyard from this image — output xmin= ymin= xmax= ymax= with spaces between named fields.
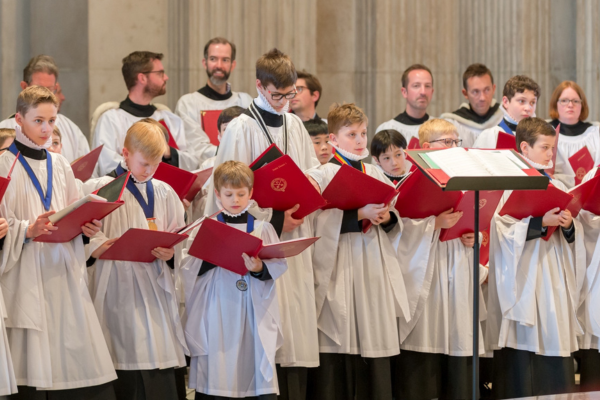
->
xmin=218 ymin=212 xmax=254 ymax=233
xmin=9 ymin=142 xmax=52 ymax=210
xmin=116 ymin=164 xmax=154 ymax=218
xmin=498 ymin=119 xmax=514 ymax=135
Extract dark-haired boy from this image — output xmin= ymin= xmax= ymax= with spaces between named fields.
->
xmin=304 ymin=120 xmax=331 ymax=165
xmin=370 ymin=129 xmax=409 ymax=184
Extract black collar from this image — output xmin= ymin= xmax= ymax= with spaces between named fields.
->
xmin=451 ymin=102 xmax=500 ymax=125
xmin=243 ymin=101 xmax=283 ymax=128
xmin=329 ymin=154 xmax=363 ymax=171
xmin=198 ymin=84 xmax=233 ymax=101
xmin=119 ymin=97 xmax=157 ymax=118
xmin=222 ymin=212 xmax=249 ymax=224
xmin=394 ymin=111 xmax=429 ymax=126
xmin=14 ymin=139 xmax=47 ymax=160
xmin=503 ymin=118 xmax=517 ymax=133
xmin=550 ymin=119 xmax=592 ymax=137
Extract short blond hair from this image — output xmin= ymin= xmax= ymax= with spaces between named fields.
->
xmin=124 ymin=118 xmax=167 ymax=161
xmin=52 ymin=125 xmax=62 ymax=141
xmin=0 ymin=129 xmax=15 ymax=149
xmin=16 ymin=85 xmax=58 ymax=117
xmin=213 ymin=160 xmax=254 ymax=192
xmin=418 ymin=118 xmax=458 ymax=146
xmin=327 ymin=103 xmax=368 ymax=135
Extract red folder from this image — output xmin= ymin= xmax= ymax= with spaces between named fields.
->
xmin=249 ymin=144 xmax=284 ymax=171
xmin=71 ymin=145 xmax=103 ymax=182
xmin=252 ymin=155 xmax=326 ymax=218
xmin=0 ymin=154 xmax=19 ymax=203
xmin=567 ymin=174 xmax=600 ymax=216
xmin=496 ymin=131 xmax=517 ymax=151
xmin=185 ymin=168 xmax=213 ymax=202
xmin=158 ymin=120 xmax=179 ymax=150
xmin=153 ymin=162 xmax=197 ymax=201
xmin=35 ymin=172 xmax=130 ymax=243
xmin=188 ymin=218 xmax=319 ymax=275
xmin=569 ymin=146 xmax=594 ymax=185
xmin=408 ymin=137 xmax=420 ymax=149
xmin=99 ymin=228 xmax=187 ymax=263
xmin=200 ymin=110 xmax=223 ymax=145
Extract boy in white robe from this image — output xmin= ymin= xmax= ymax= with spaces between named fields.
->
xmin=83 ymin=119 xmax=188 ymax=400
xmin=181 ymin=161 xmax=287 ymax=399
xmin=548 ymin=81 xmax=600 ymax=188
xmin=440 ymin=64 xmax=503 ymax=147
xmin=304 ymin=120 xmax=332 ymax=165
xmin=486 ymin=117 xmax=584 ymax=398
xmin=1 ymin=86 xmax=117 ymax=399
xmin=175 ymin=37 xmax=252 ymax=164
xmin=306 ymin=104 xmax=410 ymax=400
xmin=93 ymin=51 xmax=198 ymax=175
xmin=370 ymin=129 xmax=409 ymax=184
xmin=204 ymin=48 xmax=321 ymax=400
xmin=472 ymin=75 xmax=540 ymax=149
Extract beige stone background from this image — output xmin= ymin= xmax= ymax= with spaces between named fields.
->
xmin=1 ymin=0 xmax=599 ymax=141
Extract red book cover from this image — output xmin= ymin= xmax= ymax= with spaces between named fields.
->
xmin=158 ymin=120 xmax=179 ymax=150
xmin=569 ymin=146 xmax=595 ymax=185
xmin=496 ymin=131 xmax=518 ymax=151
xmin=99 ymin=228 xmax=187 ymax=263
xmin=439 ymin=190 xmax=503 ymax=242
xmin=184 ymin=167 xmax=213 ymax=202
xmin=480 ymin=227 xmax=491 ymax=266
xmin=188 ymin=218 xmax=318 ymax=275
xmin=249 ymin=144 xmax=284 ymax=171
xmin=0 ymin=154 xmax=19 ymax=203
xmin=200 ymin=110 xmax=223 ymax=146
xmin=153 ymin=162 xmax=197 ymax=201
xmin=322 ymin=165 xmax=398 ymax=210
xmin=71 ymin=145 xmax=103 ymax=182
xmin=571 ymin=174 xmax=600 ymax=216
xmin=408 ymin=137 xmax=420 ymax=149
xmin=252 ymin=155 xmax=326 ymax=219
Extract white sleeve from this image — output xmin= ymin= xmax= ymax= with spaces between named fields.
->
xmin=174 ymin=96 xmax=217 ymax=165
xmin=92 ymin=112 xmax=124 ymax=176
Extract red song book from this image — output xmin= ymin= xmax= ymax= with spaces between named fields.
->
xmin=249 ymin=143 xmax=284 ymax=171
xmin=71 ymin=145 xmax=103 ymax=182
xmin=440 ymin=190 xmax=503 ymax=242
xmin=408 ymin=137 xmax=420 ymax=149
xmin=35 ymin=172 xmax=130 ymax=243
xmin=153 ymin=162 xmax=199 ymax=201
xmin=566 ymin=174 xmax=600 ymax=216
xmin=200 ymin=110 xmax=223 ymax=146
xmin=188 ymin=218 xmax=319 ymax=275
xmin=0 ymin=153 xmax=19 ymax=203
xmin=99 ymin=228 xmax=187 ymax=263
xmin=185 ymin=167 xmax=213 ymax=202
xmin=569 ymin=146 xmax=594 ymax=185
xmin=496 ymin=131 xmax=517 ymax=151
xmin=252 ymin=155 xmax=326 ymax=219
xmin=158 ymin=120 xmax=179 ymax=150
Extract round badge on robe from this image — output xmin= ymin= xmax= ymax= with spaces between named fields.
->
xmin=236 ymin=279 xmax=248 ymax=291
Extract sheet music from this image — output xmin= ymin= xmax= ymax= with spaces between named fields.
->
xmin=468 ymin=150 xmax=527 ymax=176
xmin=426 ymin=148 xmax=527 ymax=177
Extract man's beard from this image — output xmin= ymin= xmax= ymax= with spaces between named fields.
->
xmin=144 ymin=82 xmax=166 ymax=98
xmin=207 ymin=67 xmax=230 ymax=86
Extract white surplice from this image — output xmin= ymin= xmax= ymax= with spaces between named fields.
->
xmin=441 ymin=101 xmax=504 ymax=148
xmin=307 ymin=163 xmax=409 ymax=357
xmin=375 ymin=117 xmax=431 ymax=143
xmin=486 ymin=180 xmax=585 ymax=357
xmin=0 ymin=234 xmax=17 ymax=396
xmin=92 ymin=108 xmax=198 ymax=175
xmin=472 ymin=126 xmax=505 ymax=149
xmin=175 ymin=88 xmax=252 ymax=164
xmin=0 ymin=148 xmax=116 ymax=390
xmin=205 ymin=104 xmax=321 ymax=367
xmin=82 ymin=175 xmax=188 ymax=371
xmin=181 ymin=217 xmax=286 ymax=397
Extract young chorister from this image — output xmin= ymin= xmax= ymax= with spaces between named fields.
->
xmin=205 ymin=48 xmax=321 ymax=400
xmin=304 ymin=119 xmax=332 ymax=165
xmin=181 ymin=160 xmax=287 ymax=399
xmin=371 ymin=129 xmax=409 ymax=184
xmin=0 ymin=86 xmax=117 ymax=399
xmin=486 ymin=117 xmax=583 ymax=398
xmin=387 ymin=119 xmax=484 ymax=400
xmin=306 ymin=103 xmax=409 ymax=400
xmin=82 ymin=119 xmax=188 ymax=400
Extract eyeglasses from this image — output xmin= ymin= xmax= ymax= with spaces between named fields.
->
xmin=558 ymin=98 xmax=582 ymax=106
xmin=265 ymin=86 xmax=297 ymax=101
xmin=429 ymin=138 xmax=462 ymax=147
xmin=296 ymin=85 xmax=308 ymax=94
xmin=143 ymin=70 xmax=166 ymax=78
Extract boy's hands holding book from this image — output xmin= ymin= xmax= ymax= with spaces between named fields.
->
xmin=27 ymin=211 xmax=58 ymax=239
xmin=460 ymin=232 xmax=475 ymax=248
xmin=359 ymin=203 xmax=391 ymax=225
xmin=81 ymin=219 xmax=102 ymax=238
xmin=151 ymin=247 xmax=175 ymax=261
xmin=434 ymin=208 xmax=463 ymax=230
xmin=542 ymin=207 xmax=562 ymax=227
xmin=242 ymin=253 xmax=263 ymax=273
xmin=91 ymin=238 xmax=118 ymax=258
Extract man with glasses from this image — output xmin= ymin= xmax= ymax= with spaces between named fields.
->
xmin=202 ymin=48 xmax=321 ymax=400
xmin=0 ymin=55 xmax=90 ymax=163
xmin=175 ymin=37 xmax=252 ymax=164
xmin=92 ymin=51 xmax=198 ymax=175
xmin=376 ymin=64 xmax=433 ymax=143
xmin=441 ymin=64 xmax=502 ymax=147
xmin=290 ymin=70 xmax=326 ymax=124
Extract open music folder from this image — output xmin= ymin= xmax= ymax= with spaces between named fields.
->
xmin=153 ymin=162 xmax=212 ymax=202
xmin=71 ymin=145 xmax=103 ymax=182
xmin=99 ymin=228 xmax=188 ymax=263
xmin=200 ymin=110 xmax=223 ymax=146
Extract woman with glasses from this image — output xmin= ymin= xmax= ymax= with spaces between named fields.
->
xmin=549 ymin=81 xmax=600 ymax=188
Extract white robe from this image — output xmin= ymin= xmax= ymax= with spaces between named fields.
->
xmin=181 ymin=217 xmax=287 ymax=397
xmin=0 ymin=234 xmax=17 ymax=396
xmin=440 ymin=101 xmax=504 ymax=148
xmin=174 ymin=89 xmax=252 ymax=164
xmin=472 ymin=126 xmax=505 ymax=149
xmin=92 ymin=108 xmax=198 ymax=175
xmin=393 ymin=216 xmax=488 ymax=356
xmin=0 ymin=114 xmax=90 ymax=163
xmin=485 ymin=180 xmax=585 ymax=357
xmin=82 ymin=176 xmax=188 ymax=370
xmin=0 ymin=150 xmax=116 ymax=390
xmin=553 ymin=125 xmax=600 ymax=188
xmin=307 ymin=163 xmax=409 ymax=357
xmin=206 ymin=108 xmax=321 ymax=367
xmin=375 ymin=117 xmax=431 ymax=143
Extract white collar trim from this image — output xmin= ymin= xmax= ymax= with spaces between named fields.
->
xmin=331 ymin=144 xmax=369 ymax=161
xmin=15 ymin=124 xmax=52 ymax=150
